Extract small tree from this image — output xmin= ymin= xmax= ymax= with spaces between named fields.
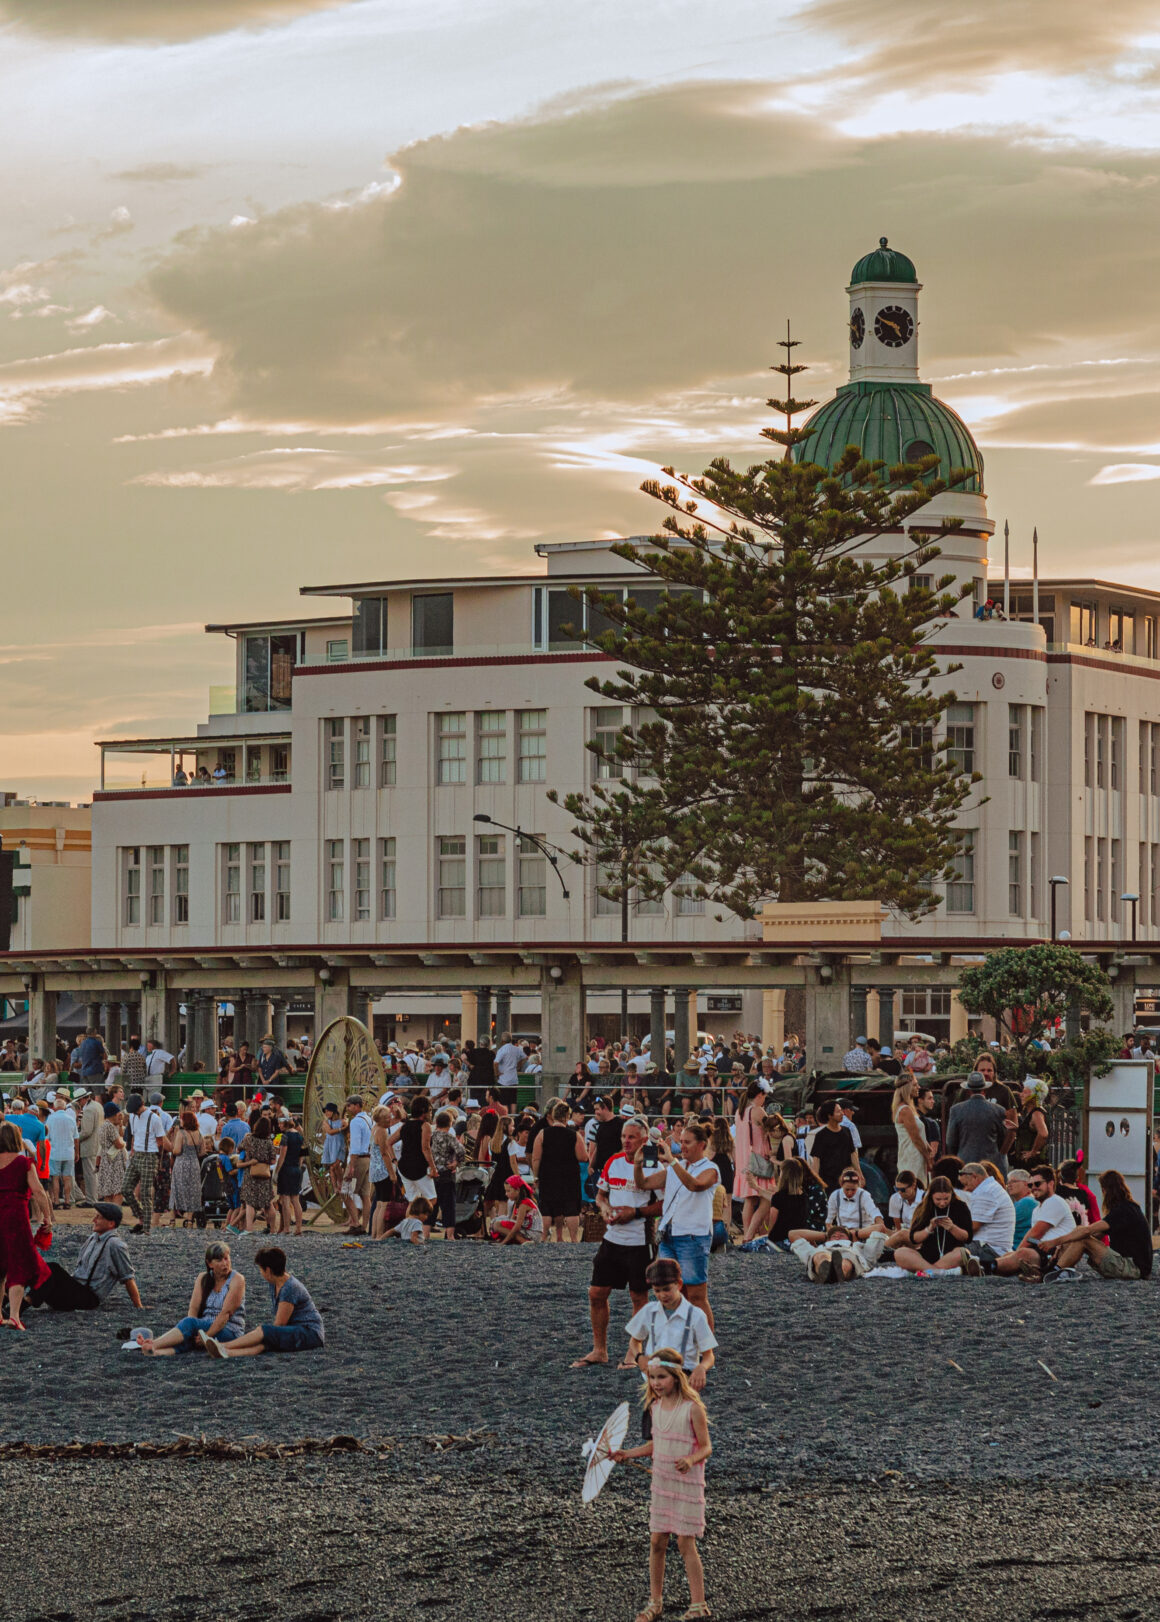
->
xmin=554 ymin=334 xmax=981 ymax=921
xmin=956 ymin=945 xmax=1113 ymax=1075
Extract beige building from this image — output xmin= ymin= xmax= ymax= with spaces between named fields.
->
xmin=0 ymin=793 xmax=91 ymax=954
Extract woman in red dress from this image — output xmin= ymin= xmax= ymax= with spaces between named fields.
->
xmin=0 ymin=1119 xmax=53 ymax=1330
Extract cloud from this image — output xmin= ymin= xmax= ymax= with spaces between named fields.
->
xmin=0 ymin=335 xmax=213 ymax=423
xmin=0 ymin=0 xmax=349 ymax=43
xmin=112 ymin=163 xmax=207 ymax=183
xmin=129 ymin=448 xmax=456 ymax=491
xmin=68 ymin=304 xmax=116 ymax=330
xmin=95 ymin=205 xmax=134 ymax=241
xmin=1090 ymin=463 xmax=1160 ymax=485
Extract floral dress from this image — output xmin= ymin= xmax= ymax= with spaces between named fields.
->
xmin=96 ymin=1119 xmax=128 ymax=1199
xmin=241 ymin=1133 xmax=275 ymax=1212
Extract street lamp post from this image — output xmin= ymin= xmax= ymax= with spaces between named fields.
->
xmin=1121 ymin=891 xmax=1140 ymax=942
xmin=1048 ymin=875 xmax=1069 ymax=942
xmin=471 ymin=815 xmax=570 ymax=898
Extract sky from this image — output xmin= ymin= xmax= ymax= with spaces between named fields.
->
xmin=5 ymin=0 xmax=1160 ymax=800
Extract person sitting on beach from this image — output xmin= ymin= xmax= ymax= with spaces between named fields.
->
xmin=386 ymin=1196 xmax=432 ymax=1244
xmin=993 ymin=1164 xmax=1076 ymax=1279
xmin=27 ymin=1201 xmax=142 ymax=1313
xmin=888 ymin=1176 xmax=974 ymax=1276
xmin=790 ymin=1222 xmax=887 ymax=1283
xmin=824 ymin=1168 xmax=886 ymax=1239
xmin=1038 ymin=1168 xmax=1153 ymax=1282
xmin=203 ymin=1247 xmax=324 ymax=1358
xmin=490 ymin=1175 xmax=543 ymax=1244
xmin=625 ymin=1258 xmax=717 ymax=1392
xmin=138 ymin=1239 xmax=246 ymax=1355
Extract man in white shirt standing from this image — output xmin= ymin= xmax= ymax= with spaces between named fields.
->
xmin=122 ymin=1092 xmax=167 ymax=1234
xmin=144 ymin=1038 xmax=174 ymax=1080
xmin=46 ymin=1096 xmax=80 ymax=1209
xmin=570 ymin=1118 xmax=656 ymax=1369
xmin=343 ymin=1094 xmax=374 ymax=1235
xmin=494 ymin=1032 xmax=523 ymax=1103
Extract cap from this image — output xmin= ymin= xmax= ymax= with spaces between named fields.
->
xmin=855 ymin=1036 xmax=868 ymax=1046
xmin=93 ymin=1202 xmax=123 ymax=1226
xmin=965 ymin=1072 xmax=986 ymax=1091
xmin=260 ymin=1036 xmax=274 ymax=1047
xmin=148 ymin=1091 xmax=164 ymax=1105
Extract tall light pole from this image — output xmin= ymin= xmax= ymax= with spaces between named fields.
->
xmin=1049 ymin=875 xmax=1069 ymax=942
xmin=471 ymin=815 xmax=570 ymax=898
xmin=1121 ymin=890 xmax=1139 ymax=943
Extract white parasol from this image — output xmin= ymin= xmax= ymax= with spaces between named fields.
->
xmin=581 ymin=1399 xmax=631 ymax=1502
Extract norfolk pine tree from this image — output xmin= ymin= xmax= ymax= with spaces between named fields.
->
xmin=554 ymin=333 xmax=981 ymax=921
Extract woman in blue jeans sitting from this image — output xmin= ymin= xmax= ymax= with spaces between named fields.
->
xmin=204 ymin=1246 xmax=324 ymax=1358
xmin=140 ymin=1240 xmax=246 ymax=1356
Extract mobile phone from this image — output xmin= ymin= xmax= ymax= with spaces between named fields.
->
xmin=642 ymin=1146 xmax=660 ymax=1168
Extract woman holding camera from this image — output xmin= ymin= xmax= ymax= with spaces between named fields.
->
xmin=531 ymin=1099 xmax=587 ymax=1242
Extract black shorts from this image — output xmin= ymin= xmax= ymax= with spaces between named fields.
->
xmin=539 ymin=1188 xmax=582 ymax=1219
xmin=590 ymin=1239 xmax=650 ymax=1295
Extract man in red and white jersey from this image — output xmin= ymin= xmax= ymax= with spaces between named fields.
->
xmin=570 ymin=1118 xmax=658 ymax=1368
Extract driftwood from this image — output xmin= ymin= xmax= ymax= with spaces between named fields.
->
xmin=0 ymin=1429 xmax=496 ymax=1462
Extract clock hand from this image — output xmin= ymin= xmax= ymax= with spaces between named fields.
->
xmin=880 ymin=317 xmax=901 ymax=335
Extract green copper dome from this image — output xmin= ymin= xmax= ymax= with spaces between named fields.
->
xmin=850 ymin=237 xmax=917 ymax=285
xmin=794 ymin=381 xmax=983 ymax=493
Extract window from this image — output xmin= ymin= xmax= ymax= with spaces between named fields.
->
xmin=1097 ymin=837 xmax=1108 ymax=920
xmin=904 ymin=724 xmax=933 ymax=772
xmin=1008 ymin=706 xmax=1022 ymax=779
xmin=1152 ymin=724 xmax=1159 ymax=797
xmin=592 ymin=706 xmax=625 ymax=780
xmin=1085 ymin=714 xmax=1093 ymax=788
xmin=585 ymin=587 xmax=625 ymax=645
xmin=594 ymin=862 xmax=619 ymax=916
xmin=326 ymin=639 xmax=348 ymax=662
xmin=352 ymin=597 xmax=386 ymax=658
xmin=946 ymin=829 xmax=975 ymax=914
xmin=437 ymin=712 xmax=466 ymax=784
xmin=676 ymin=876 xmax=705 ymax=916
xmin=173 ymin=845 xmax=189 ymax=924
xmin=218 ymin=749 xmax=236 ymax=783
xmin=1141 ymin=723 xmax=1148 ymax=794
xmin=476 ymin=711 xmax=507 ymax=784
xmin=1144 ymin=616 xmax=1157 ymax=660
xmin=1029 ymin=832 xmax=1040 ymax=919
xmin=636 ymin=865 xmax=665 ymax=917
xmin=249 ymin=842 xmax=266 ymax=922
xmin=243 ymin=631 xmax=297 ymax=713
xmin=1008 ymin=830 xmax=1023 ymax=916
xmin=1084 ymin=836 xmax=1093 ymax=922
xmin=517 ymin=836 xmax=546 ymax=917
xmin=1152 ymin=845 xmax=1160 ymax=933
xmin=412 ymin=592 xmax=454 ymax=655
xmin=148 ymin=846 xmax=165 ymax=925
xmin=379 ymin=837 xmax=397 ymax=920
xmin=517 ymin=709 xmax=547 ymax=783
xmin=1096 ymin=718 xmax=1106 ymax=789
xmin=271 ymin=745 xmax=289 ymax=784
xmin=246 ymin=747 xmax=262 ymax=783
xmin=1112 ymin=717 xmax=1123 ymax=791
xmin=1029 ymin=708 xmax=1042 ymax=783
xmin=1070 ymin=600 xmax=1097 ymax=645
xmin=353 ymin=837 xmax=370 ymax=922
xmin=437 ymin=836 xmax=466 ymax=918
xmin=326 ymin=718 xmax=345 ymax=791
xmin=326 ymin=839 xmax=344 ymax=922
xmin=945 ymin=703 xmax=975 ymax=776
xmin=1111 ymin=839 xmax=1122 ymax=925
xmin=909 ymin=573 xmax=934 ymax=592
xmin=353 ymin=716 xmax=371 ymax=789
xmin=379 ymin=715 xmax=397 ymax=787
xmin=223 ymin=843 xmax=241 ymax=925
xmin=547 ymin=587 xmax=583 ymax=651
xmin=274 ymin=841 xmax=290 ymax=922
xmin=123 ymin=847 xmax=141 ymax=926
xmin=476 ymin=834 xmax=506 ymax=917
xmin=1110 ymin=607 xmax=1134 ymax=653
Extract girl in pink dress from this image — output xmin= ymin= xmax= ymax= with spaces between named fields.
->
xmin=614 ymin=1347 xmax=712 ymax=1622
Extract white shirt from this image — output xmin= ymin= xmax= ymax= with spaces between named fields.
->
xmin=494 ymin=1043 xmax=522 ymax=1084
xmin=597 ymin=1151 xmax=652 ymax=1246
xmin=963 ymin=1176 xmax=1016 ymax=1250
xmin=889 ymin=1190 xmax=922 ymax=1228
xmin=130 ymin=1106 xmax=166 ymax=1153
xmin=825 ymin=1187 xmax=881 ymax=1230
xmin=145 ymin=1048 xmax=174 ymax=1074
xmin=426 ymin=1069 xmax=450 ymax=1096
xmin=196 ymin=1111 xmax=217 ymax=1138
xmin=660 ymin=1156 xmax=720 ymax=1237
xmin=46 ymin=1109 xmax=79 ymax=1155
xmin=840 ymin=1115 xmax=863 ymax=1150
xmin=624 ymin=1298 xmax=718 ymax=1371
xmin=1030 ymin=1192 xmax=1076 ymax=1245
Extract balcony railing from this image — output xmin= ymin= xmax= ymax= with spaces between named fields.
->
xmin=96 ymin=771 xmax=291 ymax=797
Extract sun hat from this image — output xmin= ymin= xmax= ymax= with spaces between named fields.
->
xmin=965 ymin=1072 xmax=986 ymax=1091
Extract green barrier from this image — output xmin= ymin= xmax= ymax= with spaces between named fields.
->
xmin=162 ymin=1072 xmax=306 ymax=1113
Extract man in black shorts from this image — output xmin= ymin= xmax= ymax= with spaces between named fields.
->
xmin=571 ymin=1118 xmax=657 ymax=1368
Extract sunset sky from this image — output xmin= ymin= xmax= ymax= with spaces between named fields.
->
xmin=4 ymin=0 xmax=1160 ymax=800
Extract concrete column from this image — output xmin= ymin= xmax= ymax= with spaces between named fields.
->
xmin=315 ymin=971 xmax=356 ymax=1036
xmin=85 ymin=1002 xmax=102 ymax=1032
xmin=672 ymin=986 xmax=691 ymax=1069
xmin=804 ymin=965 xmax=851 ymax=1072
xmin=688 ymin=990 xmax=700 ymax=1047
xmin=649 ymin=987 xmax=667 ymax=1075
xmin=246 ymin=996 xmax=271 ymax=1053
xmin=761 ymin=988 xmax=786 ymax=1052
xmin=1111 ymin=974 xmax=1136 ymax=1038
xmin=141 ymin=979 xmax=180 ymax=1055
xmin=850 ymin=985 xmax=869 ymax=1045
xmin=232 ymin=996 xmax=248 ymax=1049
xmin=28 ymin=982 xmax=56 ymax=1066
xmin=104 ymin=1001 xmax=122 ymax=1057
xmin=950 ymin=990 xmax=969 ymax=1044
xmin=476 ymin=986 xmax=492 ymax=1045
xmin=460 ymin=991 xmax=477 ymax=1045
xmin=186 ymin=996 xmax=211 ymax=1072
xmin=494 ymin=988 xmax=512 ymax=1040
xmin=877 ymin=986 xmax=895 ymax=1047
xmin=125 ymin=1002 xmax=141 ymax=1044
xmin=540 ymin=964 xmax=585 ymax=1106
xmin=270 ymin=997 xmax=288 ymax=1050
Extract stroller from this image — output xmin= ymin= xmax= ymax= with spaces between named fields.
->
xmin=197 ymin=1154 xmax=234 ymax=1229
xmin=453 ymin=1165 xmax=489 ymax=1238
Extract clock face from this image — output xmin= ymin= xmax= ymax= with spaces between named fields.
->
xmin=874 ymin=305 xmax=913 ymax=348
xmin=849 ymin=306 xmax=865 ymax=349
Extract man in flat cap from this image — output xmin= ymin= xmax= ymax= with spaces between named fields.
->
xmin=27 ymin=1203 xmax=142 ymax=1312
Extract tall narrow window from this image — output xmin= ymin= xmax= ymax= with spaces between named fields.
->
xmin=326 ymin=839 xmax=344 ymax=922
xmin=903 ymin=725 xmax=933 ymax=771
xmin=274 ymin=841 xmax=291 ymax=922
xmin=246 ymin=747 xmax=262 ymax=784
xmin=592 ymin=706 xmax=624 ymax=780
xmin=379 ymin=715 xmax=397 ymax=787
xmin=1097 ymin=837 xmax=1108 ymax=920
xmin=223 ymin=843 xmax=241 ymax=925
xmin=1008 ymin=830 xmax=1023 ymax=916
xmin=123 ymin=847 xmax=141 ymax=926
xmin=945 ymin=703 xmax=976 ymax=776
xmin=594 ymin=862 xmax=619 ymax=916
xmin=1008 ymin=706 xmax=1023 ymax=779
xmin=1140 ymin=843 xmax=1148 ymax=929
xmin=437 ymin=712 xmax=467 ymax=784
xmin=271 ymin=745 xmax=289 ymax=784
xmin=248 ymin=842 xmax=266 ymax=922
xmin=1084 ymin=836 xmax=1093 ymax=922
xmin=1112 ymin=717 xmax=1123 ymax=791
xmin=1084 ymin=713 xmax=1093 ymax=788
xmin=326 ymin=717 xmax=345 ymax=791
xmin=946 ymin=830 xmax=976 ymax=914
xmin=518 ymin=709 xmax=547 ymax=783
xmin=1029 ymin=708 xmax=1043 ymax=783
xmin=353 ymin=716 xmax=371 ymax=788
xmin=1111 ymin=840 xmax=1122 ymax=924
xmin=1152 ymin=844 xmax=1160 ymax=933
xmin=173 ymin=845 xmax=189 ymax=925
xmin=1144 ymin=616 xmax=1157 ymax=660
xmin=412 ymin=592 xmax=454 ymax=655
xmin=676 ymin=876 xmax=705 ymax=916
xmin=148 ymin=845 xmax=165 ymax=925
xmin=1141 ymin=722 xmax=1149 ymax=794
xmin=476 ymin=834 xmax=506 ymax=917
xmin=476 ymin=711 xmax=507 ymax=784
xmin=379 ymin=837 xmax=397 ymax=920
xmin=353 ymin=838 xmax=370 ymax=921
xmin=1152 ymin=723 xmax=1158 ymax=796
xmin=437 ymin=836 xmax=466 ymax=918
xmin=352 ymin=597 xmax=386 ymax=658
xmin=517 ymin=836 xmax=546 ymax=917
xmin=1029 ymin=832 xmax=1040 ymax=919
xmin=635 ymin=863 xmax=665 ymax=917
xmin=1096 ymin=718 xmax=1106 ymax=789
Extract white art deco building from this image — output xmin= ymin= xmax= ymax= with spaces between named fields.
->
xmin=90 ymin=242 xmax=1160 ymax=1037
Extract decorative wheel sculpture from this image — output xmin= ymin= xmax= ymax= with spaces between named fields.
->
xmin=302 ymin=1015 xmax=385 ymax=1224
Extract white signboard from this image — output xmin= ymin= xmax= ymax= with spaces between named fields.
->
xmin=1085 ymin=1059 xmax=1153 ymax=1217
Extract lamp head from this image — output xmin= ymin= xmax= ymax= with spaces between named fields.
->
xmin=472 ymin=813 xmax=492 ymax=824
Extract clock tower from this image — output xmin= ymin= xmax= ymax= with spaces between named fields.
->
xmin=847 ymin=237 xmax=920 ymax=385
